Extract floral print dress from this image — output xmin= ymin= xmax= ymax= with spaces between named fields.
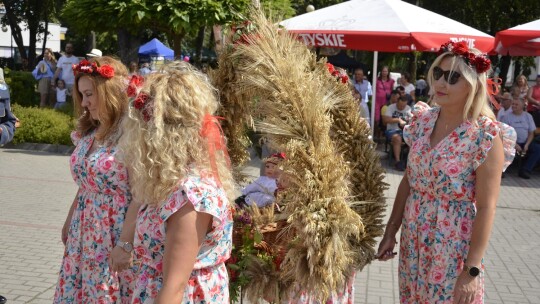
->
xmin=131 ymin=175 xmax=232 ymax=304
xmin=54 ymin=131 xmax=134 ymax=303
xmin=399 ymin=106 xmax=515 ymax=303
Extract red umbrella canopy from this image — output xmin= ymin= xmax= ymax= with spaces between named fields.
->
xmin=280 ymin=0 xmax=494 ymax=53
xmin=494 ymin=19 xmax=540 ymax=56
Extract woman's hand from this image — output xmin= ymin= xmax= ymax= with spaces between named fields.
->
xmin=376 ymin=233 xmax=398 ymax=261
xmin=453 ymin=271 xmax=479 ymax=304
xmin=109 ymin=246 xmax=133 ymax=272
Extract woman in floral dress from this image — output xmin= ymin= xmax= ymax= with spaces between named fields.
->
xmin=377 ymin=41 xmax=516 ymax=304
xmin=118 ymin=61 xmax=234 ymax=303
xmin=54 ymin=57 xmax=136 ymax=303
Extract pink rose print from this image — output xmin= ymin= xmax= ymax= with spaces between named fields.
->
xmin=430 ymin=267 xmax=446 ymax=285
xmin=446 ymin=162 xmax=460 ymax=177
xmin=460 ymin=218 xmax=472 ymax=238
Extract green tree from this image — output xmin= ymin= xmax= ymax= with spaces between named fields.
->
xmin=290 ymin=0 xmax=345 ymax=16
xmin=62 ymin=0 xmax=251 ymax=62
xmin=261 ymin=0 xmax=296 ymax=19
xmin=2 ymin=0 xmax=64 ymax=70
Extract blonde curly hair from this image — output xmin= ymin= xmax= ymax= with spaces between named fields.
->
xmin=73 ymin=56 xmax=129 ymax=142
xmin=119 ymin=61 xmax=234 ymax=205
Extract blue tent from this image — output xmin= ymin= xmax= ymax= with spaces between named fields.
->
xmin=138 ymin=38 xmax=174 ymax=59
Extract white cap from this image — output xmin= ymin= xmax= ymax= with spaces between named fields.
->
xmin=86 ymin=48 xmax=102 ymax=58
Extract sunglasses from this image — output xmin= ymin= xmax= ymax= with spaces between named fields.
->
xmin=433 ymin=66 xmax=461 ymax=85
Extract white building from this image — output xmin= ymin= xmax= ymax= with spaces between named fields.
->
xmin=0 ymin=4 xmax=66 ymax=59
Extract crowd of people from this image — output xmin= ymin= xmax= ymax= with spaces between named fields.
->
xmin=31 ymin=44 xmax=161 ymax=110
xmin=345 ymin=55 xmax=540 ymax=177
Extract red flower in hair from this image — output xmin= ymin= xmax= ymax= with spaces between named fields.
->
xmin=133 ymin=93 xmax=149 ymax=110
xmin=127 ymin=85 xmax=137 ymax=98
xmin=473 ymin=56 xmax=491 ymax=74
xmin=141 ymin=108 xmax=152 ymax=122
xmin=73 ymin=60 xmax=114 ymax=79
xmin=127 ymin=75 xmax=144 ymax=97
xmin=97 ymin=65 xmax=114 ymax=78
xmin=438 ymin=40 xmax=491 ymax=74
xmin=452 ymin=42 xmax=469 ymax=55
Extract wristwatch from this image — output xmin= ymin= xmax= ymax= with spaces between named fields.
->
xmin=463 ymin=265 xmax=481 ymax=277
xmin=117 ymin=241 xmax=133 ymax=253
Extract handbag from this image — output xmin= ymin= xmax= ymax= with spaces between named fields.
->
xmin=32 ymin=60 xmax=53 ymax=81
xmin=32 ymin=65 xmax=43 ymax=80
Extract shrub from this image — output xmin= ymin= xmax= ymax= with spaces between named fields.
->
xmin=11 ymin=104 xmax=75 ymax=145
xmin=5 ymin=69 xmax=40 ymax=107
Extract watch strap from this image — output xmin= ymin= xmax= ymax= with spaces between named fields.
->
xmin=117 ymin=241 xmax=133 ymax=253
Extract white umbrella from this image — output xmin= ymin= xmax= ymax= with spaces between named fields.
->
xmin=280 ymin=0 xmax=494 ymax=131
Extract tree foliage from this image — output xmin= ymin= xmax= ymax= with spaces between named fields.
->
xmin=2 ymin=0 xmax=63 ymax=70
xmin=62 ymin=0 xmax=251 ymax=57
xmin=261 ymin=0 xmax=296 ymax=19
xmin=290 ymin=0 xmax=344 ymax=16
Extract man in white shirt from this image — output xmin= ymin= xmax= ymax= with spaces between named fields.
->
xmin=53 ymin=43 xmax=80 ymax=94
xmin=497 ymin=92 xmax=513 ymax=121
xmin=353 ymin=68 xmax=372 ymax=125
xmin=383 ymin=95 xmax=412 ymax=171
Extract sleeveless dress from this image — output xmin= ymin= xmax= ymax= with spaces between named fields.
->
xmin=376 ymin=78 xmax=395 ymax=124
xmin=54 ymin=131 xmax=134 ymax=303
xmin=399 ymin=105 xmax=515 ymax=303
xmin=131 ymin=175 xmax=232 ymax=304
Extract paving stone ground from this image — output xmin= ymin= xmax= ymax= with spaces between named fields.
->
xmin=1 ymin=147 xmax=539 ymax=303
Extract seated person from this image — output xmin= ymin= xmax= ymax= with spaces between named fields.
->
xmin=380 ymin=90 xmax=400 ymax=123
xmin=501 ymin=98 xmax=540 ymax=179
xmin=396 ymin=85 xmax=414 ymax=106
xmin=497 ymin=92 xmax=513 ymax=121
xmin=383 ymin=95 xmax=412 ymax=171
xmin=236 ymin=152 xmax=285 ymax=208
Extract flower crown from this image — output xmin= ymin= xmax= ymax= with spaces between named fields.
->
xmin=72 ymin=60 xmax=115 ymax=78
xmin=126 ymin=75 xmax=153 ymax=122
xmin=438 ymin=41 xmax=491 ymax=74
xmin=264 ymin=152 xmax=286 ymax=165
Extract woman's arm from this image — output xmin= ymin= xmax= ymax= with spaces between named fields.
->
xmin=466 ymin=135 xmax=503 ymax=266
xmin=155 ymin=203 xmax=212 ymax=303
xmin=110 ymin=200 xmax=141 ymax=272
xmin=524 ymin=131 xmax=535 ymax=154
xmin=62 ymin=189 xmax=80 ymax=245
xmin=526 ymin=87 xmax=539 ymax=106
xmin=453 ymin=133 xmax=504 ymax=304
xmin=377 ymin=174 xmax=410 ymax=260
